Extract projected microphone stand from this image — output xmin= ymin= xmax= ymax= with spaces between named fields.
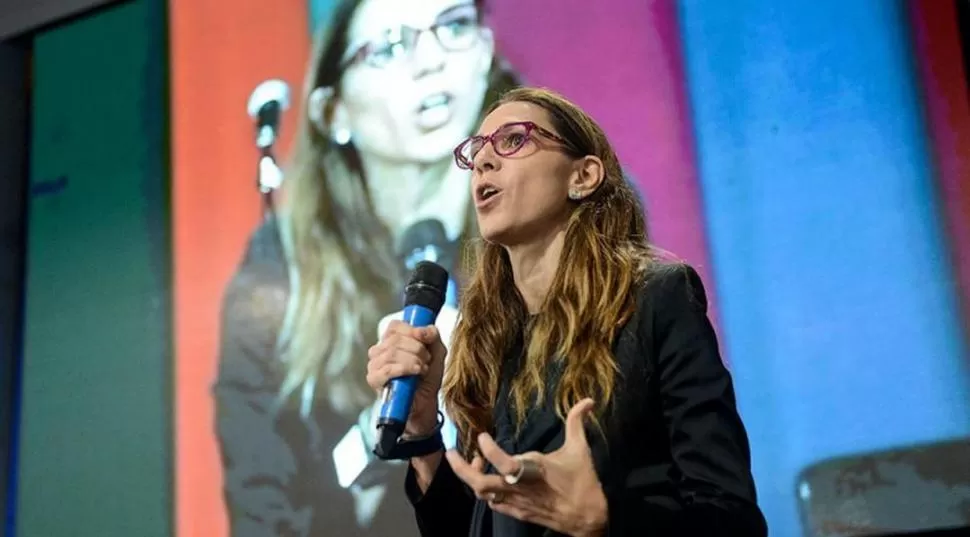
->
xmin=256 ymin=149 xmax=283 ymax=220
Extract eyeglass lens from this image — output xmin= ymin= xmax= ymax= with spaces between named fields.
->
xmin=350 ymin=4 xmax=480 ymax=69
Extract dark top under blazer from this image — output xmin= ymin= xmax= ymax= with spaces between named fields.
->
xmin=404 ymin=264 xmax=769 ymax=536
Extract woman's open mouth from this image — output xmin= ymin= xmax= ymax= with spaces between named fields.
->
xmin=415 ymin=92 xmax=454 ymax=131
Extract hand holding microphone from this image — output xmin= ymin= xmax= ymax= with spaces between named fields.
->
xmin=356 ymin=306 xmax=456 ymax=439
xmin=367 ymin=261 xmax=450 ymax=459
xmin=366 ymin=319 xmax=447 ymax=437
xmin=332 ymin=248 xmax=452 ymax=487
xmin=344 ymin=274 xmax=457 ymax=468
xmin=377 ymin=304 xmax=458 ymax=355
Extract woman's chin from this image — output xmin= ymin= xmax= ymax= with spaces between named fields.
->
xmin=477 ymin=220 xmax=514 ymax=246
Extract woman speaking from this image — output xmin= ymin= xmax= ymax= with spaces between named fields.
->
xmin=367 ymin=87 xmax=769 ymax=536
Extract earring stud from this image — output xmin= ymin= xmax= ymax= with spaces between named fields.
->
xmin=568 ymin=189 xmax=582 ymax=200
xmin=331 ymin=127 xmax=352 ymax=146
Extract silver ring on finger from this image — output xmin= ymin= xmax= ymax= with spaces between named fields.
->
xmin=487 ymin=492 xmax=505 ymax=504
xmin=503 ymin=456 xmax=541 ymax=485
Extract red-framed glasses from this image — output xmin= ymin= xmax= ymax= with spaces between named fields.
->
xmin=453 ymin=121 xmax=574 ymax=170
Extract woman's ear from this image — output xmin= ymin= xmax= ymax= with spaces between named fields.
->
xmin=308 ymin=86 xmax=352 ymax=144
xmin=307 ymin=86 xmax=334 ymax=132
xmin=569 ymin=156 xmax=605 ymax=200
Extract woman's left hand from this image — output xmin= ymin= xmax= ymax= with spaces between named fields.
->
xmin=445 ymin=398 xmax=608 ymax=537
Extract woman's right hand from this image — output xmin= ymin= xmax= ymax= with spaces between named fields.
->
xmin=366 ymin=320 xmax=447 ymax=437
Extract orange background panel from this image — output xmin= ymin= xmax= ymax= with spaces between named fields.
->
xmin=169 ymin=1 xmax=309 ymax=536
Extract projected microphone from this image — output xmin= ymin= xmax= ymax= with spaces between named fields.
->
xmin=374 ymin=261 xmax=449 ymax=459
xmin=247 ymin=79 xmax=290 ymax=149
xmin=247 ymin=79 xmax=290 ymax=196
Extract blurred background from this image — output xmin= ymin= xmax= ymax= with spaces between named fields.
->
xmin=1 ymin=0 xmax=969 ymax=536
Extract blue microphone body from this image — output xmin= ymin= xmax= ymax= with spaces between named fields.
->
xmin=377 ymin=304 xmax=437 ymax=426
xmin=374 ymin=261 xmax=448 ymax=459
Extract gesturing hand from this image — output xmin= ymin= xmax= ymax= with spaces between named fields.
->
xmin=444 ymin=399 xmax=608 ymax=537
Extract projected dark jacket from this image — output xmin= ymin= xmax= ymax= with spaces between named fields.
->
xmin=214 ymin=218 xmax=420 ymax=537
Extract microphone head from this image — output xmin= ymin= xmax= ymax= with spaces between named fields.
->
xmin=404 ymin=261 xmax=449 ymax=313
xmin=398 ymin=219 xmax=454 ymax=272
xmin=247 ymin=79 xmax=291 ymax=119
xmin=399 ymin=219 xmax=448 ymax=253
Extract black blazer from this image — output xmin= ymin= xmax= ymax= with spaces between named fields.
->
xmin=405 ymin=264 xmax=768 ymax=536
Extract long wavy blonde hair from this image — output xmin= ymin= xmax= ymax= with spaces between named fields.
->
xmin=279 ymin=0 xmax=519 ymax=417
xmin=443 ymin=87 xmax=656 ymax=455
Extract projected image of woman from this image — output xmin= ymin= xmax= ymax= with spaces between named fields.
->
xmin=213 ymin=0 xmax=518 ymax=535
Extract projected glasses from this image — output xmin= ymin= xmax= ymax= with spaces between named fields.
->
xmin=453 ymin=121 xmax=574 ymax=170
xmin=341 ymin=4 xmax=482 ymax=70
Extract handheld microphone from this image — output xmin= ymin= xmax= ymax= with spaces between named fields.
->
xmin=374 ymin=261 xmax=449 ymax=459
xmin=398 ymin=219 xmax=459 ymax=307
xmin=331 ymin=232 xmax=454 ymax=487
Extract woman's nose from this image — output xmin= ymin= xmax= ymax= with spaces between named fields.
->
xmin=410 ymin=30 xmax=447 ymax=78
xmin=474 ymin=143 xmax=499 ymax=174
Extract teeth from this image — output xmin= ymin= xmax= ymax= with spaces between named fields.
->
xmin=420 ymin=94 xmax=449 ymax=110
xmin=481 ymin=186 xmax=498 ymax=199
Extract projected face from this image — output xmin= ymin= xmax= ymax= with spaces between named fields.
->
xmin=333 ymin=0 xmax=495 ymax=164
